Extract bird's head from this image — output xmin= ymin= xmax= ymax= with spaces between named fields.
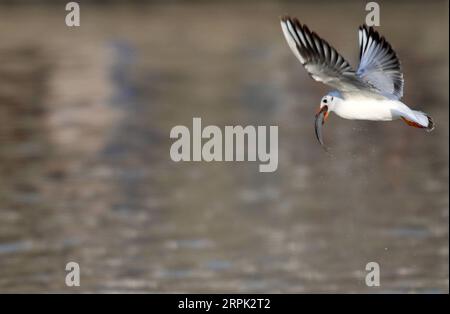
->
xmin=315 ymin=91 xmax=341 ymax=148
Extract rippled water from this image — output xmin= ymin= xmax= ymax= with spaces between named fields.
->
xmin=0 ymin=2 xmax=448 ymax=293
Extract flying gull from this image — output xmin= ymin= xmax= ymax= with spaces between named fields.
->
xmin=280 ymin=16 xmax=435 ymax=149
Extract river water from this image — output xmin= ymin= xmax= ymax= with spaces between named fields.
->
xmin=0 ymin=2 xmax=448 ymax=293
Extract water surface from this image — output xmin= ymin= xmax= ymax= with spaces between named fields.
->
xmin=0 ymin=2 xmax=448 ymax=293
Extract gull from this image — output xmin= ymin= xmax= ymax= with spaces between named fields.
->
xmin=280 ymin=16 xmax=435 ymax=148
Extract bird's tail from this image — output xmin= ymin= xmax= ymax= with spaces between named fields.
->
xmin=401 ymin=110 xmax=435 ymax=132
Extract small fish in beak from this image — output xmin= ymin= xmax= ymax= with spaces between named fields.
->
xmin=314 ymin=105 xmax=329 ymax=149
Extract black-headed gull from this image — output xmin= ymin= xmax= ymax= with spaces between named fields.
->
xmin=280 ymin=16 xmax=435 ymax=148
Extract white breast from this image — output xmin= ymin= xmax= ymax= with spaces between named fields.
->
xmin=333 ymin=98 xmax=404 ymax=121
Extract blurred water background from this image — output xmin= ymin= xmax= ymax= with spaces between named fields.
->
xmin=0 ymin=0 xmax=448 ymax=293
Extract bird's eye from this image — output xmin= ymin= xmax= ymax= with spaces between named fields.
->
xmin=323 ymin=99 xmax=328 ymax=103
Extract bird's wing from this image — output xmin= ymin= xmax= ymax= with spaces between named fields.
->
xmin=356 ymin=25 xmax=404 ymax=100
xmin=280 ymin=16 xmax=369 ymax=92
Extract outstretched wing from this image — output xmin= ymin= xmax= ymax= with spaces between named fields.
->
xmin=280 ymin=16 xmax=369 ymax=92
xmin=357 ymin=25 xmax=404 ymax=100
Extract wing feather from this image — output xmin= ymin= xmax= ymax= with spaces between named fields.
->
xmin=357 ymin=25 xmax=404 ymax=99
xmin=280 ymin=16 xmax=369 ymax=92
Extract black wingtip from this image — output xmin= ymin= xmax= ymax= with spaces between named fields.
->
xmin=426 ymin=115 xmax=435 ymax=132
xmin=359 ymin=23 xmax=401 ymax=67
xmin=281 ymin=15 xmax=304 ymax=29
xmin=281 ymin=15 xmax=297 ymax=24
